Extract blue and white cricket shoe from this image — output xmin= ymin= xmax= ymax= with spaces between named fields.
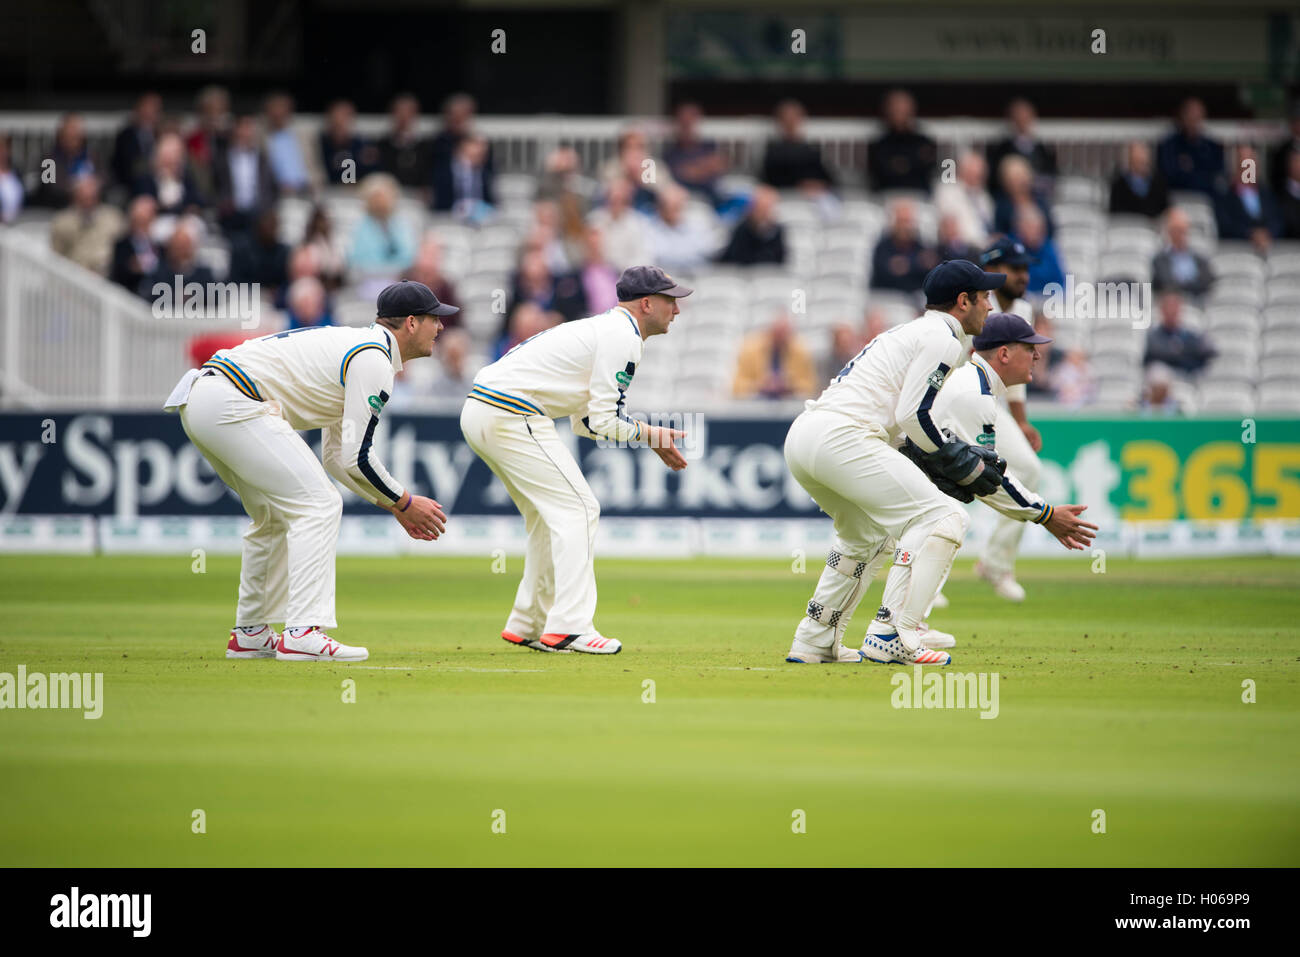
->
xmin=860 ymin=630 xmax=951 ymax=666
xmin=785 ymin=637 xmax=866 ymax=663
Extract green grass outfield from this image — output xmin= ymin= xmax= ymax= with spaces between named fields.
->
xmin=0 ymin=554 xmax=1297 ymax=867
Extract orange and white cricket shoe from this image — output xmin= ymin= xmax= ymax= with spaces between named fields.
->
xmin=275 ymin=627 xmax=368 ymax=662
xmin=226 ymin=625 xmax=281 ymax=659
xmin=501 ymin=630 xmax=569 ymax=653
xmin=539 ymin=632 xmax=622 ymax=655
xmin=860 ymin=630 xmax=951 ymax=666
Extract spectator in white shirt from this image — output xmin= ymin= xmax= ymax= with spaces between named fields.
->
xmin=587 ymin=178 xmax=650 ymax=270
xmin=933 ymin=150 xmax=993 ymax=247
xmin=646 ymin=183 xmax=716 ymax=273
xmin=0 ymin=134 xmax=24 ymax=223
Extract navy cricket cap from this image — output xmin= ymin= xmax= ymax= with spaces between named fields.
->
xmin=980 ymin=236 xmax=1037 ymax=268
xmin=922 ymin=259 xmax=1005 ymax=304
xmin=616 ymin=265 xmax=694 ymax=301
xmin=376 ymin=280 xmax=459 ymax=318
xmin=973 ymin=312 xmax=1053 ymax=351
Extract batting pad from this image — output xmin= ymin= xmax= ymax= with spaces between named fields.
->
xmin=793 ymin=539 xmax=891 ymax=649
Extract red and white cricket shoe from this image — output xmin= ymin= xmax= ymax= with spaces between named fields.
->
xmin=539 ymin=632 xmax=622 ymax=655
xmin=860 ymin=630 xmax=951 ymax=666
xmin=501 ymin=630 xmax=569 ymax=653
xmin=275 ymin=628 xmax=369 ymax=662
xmin=226 ymin=625 xmax=281 ymax=659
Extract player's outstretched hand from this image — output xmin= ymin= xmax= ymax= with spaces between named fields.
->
xmin=392 ymin=495 xmax=447 ymax=541
xmin=648 ymin=426 xmax=688 ymax=471
xmin=1045 ymin=504 xmax=1098 ymax=551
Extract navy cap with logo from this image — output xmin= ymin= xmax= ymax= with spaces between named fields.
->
xmin=973 ymin=312 xmax=1054 ymax=351
xmin=615 ymin=265 xmax=694 ymax=301
xmin=980 ymin=236 xmax=1037 ymax=268
xmin=922 ymin=259 xmax=1006 ymax=305
xmin=376 ymin=280 xmax=460 ymax=319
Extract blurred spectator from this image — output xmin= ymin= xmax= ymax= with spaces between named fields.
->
xmin=1012 ymin=206 xmax=1065 ymax=295
xmin=863 ymin=307 xmax=891 ymax=344
xmin=31 ymin=112 xmax=96 ymax=208
xmin=665 ymin=102 xmax=728 ymax=207
xmin=277 ymin=245 xmax=324 ymax=310
xmin=646 ymin=184 xmax=716 ymax=273
xmin=132 ymin=132 xmax=204 ymax=234
xmin=348 ymin=173 xmax=417 ymax=275
xmin=1025 ymin=314 xmax=1060 ymax=397
xmin=868 ymin=89 xmax=937 ymax=194
xmin=1108 ymin=141 xmax=1170 ymax=218
xmin=50 ymin=174 xmax=123 ymax=276
xmin=111 ymin=92 xmax=161 ymax=189
xmin=732 ymin=313 xmax=818 ymax=399
xmin=1156 ymin=97 xmax=1225 ymax=196
xmin=262 ymin=92 xmax=311 ymax=195
xmin=936 ymin=212 xmax=977 ymax=262
xmin=284 ymin=276 xmax=334 ymax=329
xmin=425 ymin=328 xmax=479 ymax=399
xmin=528 ymin=198 xmax=577 ymax=273
xmin=993 ymin=154 xmax=1053 ymax=238
xmin=405 ymin=234 xmax=462 ymax=326
xmin=141 ymin=222 xmax=214 ymax=298
xmin=587 ymin=178 xmax=650 ymax=270
xmin=302 ymin=205 xmax=347 ymax=289
xmin=601 ymin=127 xmax=670 ymax=214
xmin=986 ymin=98 xmax=1056 ymax=196
xmin=869 ymin=199 xmax=939 ymax=295
xmin=1053 ymin=347 xmax=1096 ymax=407
xmin=826 ymin=322 xmax=865 ymax=383
xmin=1151 ymin=207 xmax=1214 ymax=298
xmin=432 ymin=93 xmax=496 ymax=213
xmin=761 ymin=100 xmax=833 ymax=194
xmin=1138 ymin=362 xmax=1184 ymax=415
xmin=1281 ymin=151 xmax=1300 ymax=239
xmin=1144 ymin=292 xmax=1216 ymax=375
xmin=1268 ymin=102 xmax=1300 ymax=195
xmin=0 ymin=135 xmax=24 ymax=223
xmin=111 ymin=195 xmax=161 ymax=291
xmin=933 ymin=150 xmax=993 ymax=247
xmin=319 ymin=99 xmax=378 ymax=186
xmin=442 ymin=134 xmax=496 ymax=222
xmin=508 ymin=249 xmax=587 ymax=324
xmin=576 ymin=226 xmax=618 ymax=314
xmin=229 ymin=208 xmax=290 ymax=293
xmin=377 ymin=93 xmax=431 ymax=192
xmin=212 ymin=115 xmax=275 ymax=236
xmin=494 ymin=300 xmax=561 ymax=359
xmin=717 ymin=185 xmax=786 ymax=265
xmin=537 ymin=147 xmax=593 ymax=260
xmin=1214 ymin=144 xmax=1283 ymax=251
xmin=185 ymin=86 xmax=230 ymax=200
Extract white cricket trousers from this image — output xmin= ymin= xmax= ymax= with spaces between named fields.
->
xmin=460 ymin=398 xmax=600 ymax=638
xmin=180 ymin=373 xmax=342 ymax=629
xmin=981 ymin=402 xmax=1042 ymax=576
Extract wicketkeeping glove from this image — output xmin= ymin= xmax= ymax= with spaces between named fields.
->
xmin=901 ymin=429 xmax=1007 ymax=502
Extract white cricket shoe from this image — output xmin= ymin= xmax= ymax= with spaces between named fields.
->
xmin=275 ymin=628 xmax=369 ymax=662
xmin=226 ymin=625 xmax=281 ymax=659
xmin=539 ymin=632 xmax=621 ymax=654
xmin=785 ymin=637 xmax=865 ymax=663
xmin=860 ymin=630 xmax=951 ymax=666
xmin=501 ymin=630 xmax=569 ymax=653
xmin=918 ymin=621 xmax=956 ymax=650
xmin=975 ymin=561 xmax=1026 ymax=602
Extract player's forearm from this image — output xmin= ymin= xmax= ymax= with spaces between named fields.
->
xmin=582 ymin=408 xmax=644 ymax=444
xmin=1008 ymin=399 xmax=1029 ymax=427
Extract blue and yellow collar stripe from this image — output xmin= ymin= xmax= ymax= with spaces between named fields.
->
xmin=468 ymin=384 xmax=544 ymax=416
xmin=202 ymin=356 xmax=263 ymax=401
xmin=339 ymin=341 xmax=392 ymax=385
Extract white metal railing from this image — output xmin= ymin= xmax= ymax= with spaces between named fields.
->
xmin=0 ymin=111 xmax=1285 ymax=186
xmin=0 ymin=229 xmax=250 ymax=409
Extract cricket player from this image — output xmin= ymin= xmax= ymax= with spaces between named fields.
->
xmin=928 ymin=312 xmax=1098 ymax=605
xmin=783 ymin=260 xmax=1008 ymax=666
xmin=163 ymin=280 xmax=454 ymax=662
xmin=461 ymin=266 xmax=690 ymax=655
xmin=974 ymin=236 xmax=1045 ymax=600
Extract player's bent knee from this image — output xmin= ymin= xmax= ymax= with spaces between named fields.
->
xmin=934 ymin=506 xmax=969 ymax=545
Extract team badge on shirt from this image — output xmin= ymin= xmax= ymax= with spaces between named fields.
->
xmin=927 ymin=368 xmax=947 ymax=391
xmin=368 ymin=394 xmax=384 ymax=412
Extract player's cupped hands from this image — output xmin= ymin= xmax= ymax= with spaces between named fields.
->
xmin=1044 ymin=504 xmax=1098 ymax=551
xmin=392 ymin=495 xmax=447 ymax=541
xmin=647 ymin=426 xmax=688 ymax=471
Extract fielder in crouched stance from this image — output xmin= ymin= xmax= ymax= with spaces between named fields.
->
xmin=784 ymin=260 xmax=1009 ymax=666
xmin=461 ymin=266 xmax=690 ymax=655
xmin=164 ymin=281 xmax=454 ymax=662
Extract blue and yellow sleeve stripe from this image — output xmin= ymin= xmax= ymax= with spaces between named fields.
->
xmin=339 ymin=341 xmax=392 ymax=385
xmin=202 ymin=356 xmax=264 ymax=401
xmin=467 ymin=384 xmax=545 ymax=417
xmin=1033 ymin=503 xmax=1055 ymax=525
